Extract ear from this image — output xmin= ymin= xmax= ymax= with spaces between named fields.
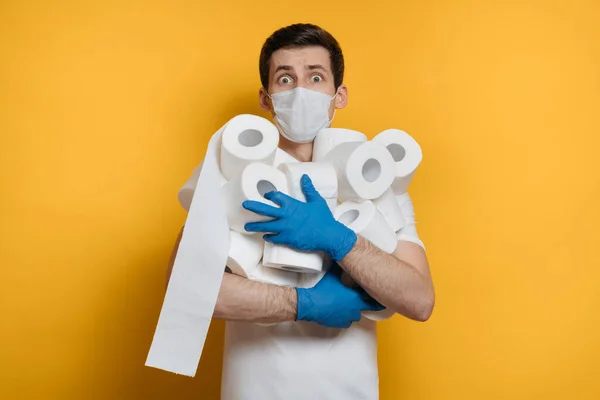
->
xmin=334 ymin=84 xmax=348 ymax=109
xmin=259 ymin=87 xmax=272 ymax=111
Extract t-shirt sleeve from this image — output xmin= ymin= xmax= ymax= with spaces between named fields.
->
xmin=177 ymin=160 xmax=204 ymax=212
xmin=395 ymin=192 xmax=426 ymax=250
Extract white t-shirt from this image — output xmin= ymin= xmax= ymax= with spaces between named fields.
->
xmin=178 ymin=161 xmax=425 ymax=400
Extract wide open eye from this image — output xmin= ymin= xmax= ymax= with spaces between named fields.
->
xmin=279 ymin=75 xmax=294 ymax=85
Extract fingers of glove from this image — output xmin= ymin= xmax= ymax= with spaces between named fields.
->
xmin=300 ymin=174 xmax=326 ymax=203
xmin=338 ymin=320 xmax=352 ymax=329
xmin=242 ymin=200 xmax=284 ymax=218
xmin=351 ymin=310 xmax=363 ymax=322
xmin=245 ymin=220 xmax=285 ymax=233
xmin=263 ymin=191 xmax=293 ymax=207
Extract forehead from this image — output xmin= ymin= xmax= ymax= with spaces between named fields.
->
xmin=269 ymin=46 xmax=332 ymax=73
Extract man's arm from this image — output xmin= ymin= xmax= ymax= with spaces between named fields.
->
xmin=338 ymin=237 xmax=434 ymax=322
xmin=166 ymin=226 xmax=297 ymax=324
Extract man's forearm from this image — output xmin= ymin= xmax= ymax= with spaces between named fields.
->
xmin=212 ymin=272 xmax=298 ymax=323
xmin=338 ymin=236 xmax=434 ymax=321
xmin=166 ymin=227 xmax=297 ymax=324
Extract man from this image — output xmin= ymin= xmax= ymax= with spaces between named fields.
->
xmin=169 ymin=23 xmax=434 ymax=399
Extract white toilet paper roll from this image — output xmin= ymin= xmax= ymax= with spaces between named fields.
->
xmin=334 ymin=200 xmax=398 ymax=254
xmin=362 ymin=308 xmax=396 ymax=321
xmin=325 ymin=198 xmax=338 ymax=213
xmin=178 ymin=160 xmax=228 ymax=212
xmin=372 ymin=129 xmax=422 ymax=195
xmin=278 ymin=162 xmax=338 ymax=201
xmin=248 ymin=262 xmax=299 ymax=287
xmin=220 ymin=114 xmax=280 ymax=180
xmin=227 ymin=230 xmax=264 ymax=277
xmin=312 ymin=128 xmax=367 ymax=162
xmin=323 ymin=141 xmax=395 ymax=202
xmin=222 ymin=162 xmax=288 ymax=234
xmin=263 ymin=162 xmax=336 ymax=273
xmin=372 ymin=188 xmax=406 ymax=232
xmin=263 ymin=242 xmax=323 ymax=273
xmin=273 ymin=148 xmax=299 ymax=168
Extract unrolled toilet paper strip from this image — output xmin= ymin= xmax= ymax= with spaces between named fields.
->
xmin=227 ymin=230 xmax=264 ymax=277
xmin=372 ymin=129 xmax=422 ymax=195
xmin=324 ymin=141 xmax=395 ymax=202
xmin=263 ymin=242 xmax=324 ymax=274
xmin=278 ymin=162 xmax=338 ymax=201
xmin=178 ymin=159 xmax=229 ymax=212
xmin=222 ymin=162 xmax=289 ymax=234
xmin=312 ymin=128 xmax=367 ymax=162
xmin=372 ymin=188 xmax=406 ymax=232
xmin=273 ymin=148 xmax=299 ymax=168
xmin=146 ymin=123 xmax=231 ymax=377
xmin=248 ymin=262 xmax=300 ymax=287
xmin=334 ymin=200 xmax=398 ymax=254
xmin=220 ymin=114 xmax=279 ymax=180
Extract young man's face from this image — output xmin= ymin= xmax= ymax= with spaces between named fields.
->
xmin=259 ymin=45 xmax=348 ymax=120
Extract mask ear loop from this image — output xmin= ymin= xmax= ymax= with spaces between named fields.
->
xmin=329 ymin=89 xmax=340 ymax=124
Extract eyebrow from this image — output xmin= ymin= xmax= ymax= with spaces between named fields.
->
xmin=274 ymin=65 xmax=294 ymax=74
xmin=307 ymin=64 xmax=327 ymax=71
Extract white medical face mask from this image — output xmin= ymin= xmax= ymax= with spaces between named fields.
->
xmin=268 ymin=87 xmax=337 ymax=143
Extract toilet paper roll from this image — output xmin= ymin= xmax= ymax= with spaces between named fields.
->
xmin=372 ymin=188 xmax=406 ymax=232
xmin=227 ymin=230 xmax=264 ymax=277
xmin=178 ymin=160 xmax=228 ymax=212
xmin=323 ymin=141 xmax=395 ymax=202
xmin=325 ymin=198 xmax=338 ymax=213
xmin=363 ymin=308 xmax=395 ymax=321
xmin=273 ymin=148 xmax=299 ymax=168
xmin=263 ymin=162 xmax=335 ymax=273
xmin=220 ymin=114 xmax=280 ymax=180
xmin=222 ymin=162 xmax=288 ymax=234
xmin=334 ymin=200 xmax=398 ymax=254
xmin=248 ymin=262 xmax=299 ymax=287
xmin=372 ymin=129 xmax=422 ymax=195
xmin=278 ymin=162 xmax=338 ymax=201
xmin=312 ymin=128 xmax=367 ymax=162
xmin=263 ymin=242 xmax=324 ymax=274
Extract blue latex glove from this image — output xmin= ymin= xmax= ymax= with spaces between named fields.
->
xmin=243 ymin=175 xmax=357 ymax=261
xmin=296 ymin=265 xmax=384 ymax=328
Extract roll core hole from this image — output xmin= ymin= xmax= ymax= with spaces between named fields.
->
xmin=257 ymin=180 xmax=276 ymax=198
xmin=362 ymin=158 xmax=381 ymax=183
xmin=338 ymin=209 xmax=360 ymax=226
xmin=239 ymin=129 xmax=263 ymax=147
xmin=387 ymin=143 xmax=406 ymax=162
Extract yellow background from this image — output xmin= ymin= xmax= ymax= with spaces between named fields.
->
xmin=1 ymin=0 xmax=599 ymax=399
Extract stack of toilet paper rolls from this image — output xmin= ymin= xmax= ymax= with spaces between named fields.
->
xmin=216 ymin=114 xmax=422 ymax=322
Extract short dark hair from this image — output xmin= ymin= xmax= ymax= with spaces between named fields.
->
xmin=259 ymin=23 xmax=345 ymax=90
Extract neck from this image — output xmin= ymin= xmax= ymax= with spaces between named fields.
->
xmin=278 ymin=135 xmax=313 ymax=162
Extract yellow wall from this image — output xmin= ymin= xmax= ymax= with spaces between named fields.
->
xmin=1 ymin=1 xmax=599 ymax=399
